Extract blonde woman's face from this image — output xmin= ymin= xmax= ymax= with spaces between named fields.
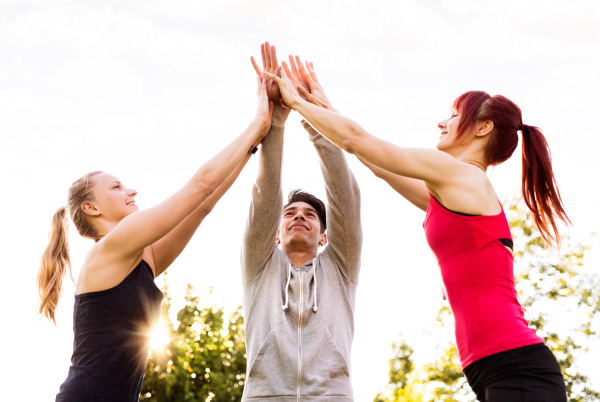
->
xmin=89 ymin=172 xmax=138 ymax=222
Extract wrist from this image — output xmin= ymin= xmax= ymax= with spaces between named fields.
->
xmin=325 ymin=105 xmax=339 ymax=114
xmin=288 ymin=97 xmax=316 ymax=114
xmin=271 ymin=105 xmax=291 ymax=126
xmin=249 ymin=118 xmax=269 ymax=138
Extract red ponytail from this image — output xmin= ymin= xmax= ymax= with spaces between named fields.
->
xmin=520 ymin=124 xmax=570 ymax=246
xmin=453 ymin=91 xmax=570 ymax=246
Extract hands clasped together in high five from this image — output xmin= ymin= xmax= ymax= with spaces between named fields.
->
xmin=250 ymin=41 xmax=336 ymax=113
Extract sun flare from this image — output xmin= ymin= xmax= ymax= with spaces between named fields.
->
xmin=149 ymin=323 xmax=171 ymax=349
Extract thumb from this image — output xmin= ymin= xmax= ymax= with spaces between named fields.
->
xmin=297 ymin=85 xmax=316 ymax=103
xmin=264 ymin=71 xmax=281 ymax=83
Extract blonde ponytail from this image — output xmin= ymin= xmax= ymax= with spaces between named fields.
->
xmin=37 ymin=170 xmax=103 ymax=324
xmin=37 ymin=206 xmax=73 ymax=324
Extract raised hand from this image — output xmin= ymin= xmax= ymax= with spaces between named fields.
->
xmin=294 ymin=58 xmax=338 ymax=113
xmin=263 ymin=64 xmax=304 ymax=110
xmin=282 ymin=55 xmax=310 ymax=100
xmin=251 ymin=42 xmax=284 ymax=106
xmin=254 ymin=77 xmax=274 ymax=139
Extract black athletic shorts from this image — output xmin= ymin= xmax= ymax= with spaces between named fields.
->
xmin=463 ymin=343 xmax=566 ymax=402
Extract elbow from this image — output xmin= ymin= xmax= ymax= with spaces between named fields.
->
xmin=372 ymin=170 xmax=385 ymax=179
xmin=341 ymin=127 xmax=364 ymax=155
xmin=196 ymin=181 xmax=217 ymax=201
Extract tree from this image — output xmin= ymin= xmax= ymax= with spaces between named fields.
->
xmin=508 ymin=202 xmax=599 ymax=401
xmin=375 ymin=201 xmax=600 ymax=402
xmin=140 ymin=281 xmax=247 ymax=402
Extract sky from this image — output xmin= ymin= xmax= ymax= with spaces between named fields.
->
xmin=1 ymin=0 xmax=599 ymax=400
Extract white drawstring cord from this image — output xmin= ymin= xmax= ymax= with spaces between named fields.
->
xmin=281 ymin=260 xmax=319 ymax=313
xmin=282 ymin=262 xmax=292 ymax=311
xmin=313 ymin=260 xmax=318 ymax=313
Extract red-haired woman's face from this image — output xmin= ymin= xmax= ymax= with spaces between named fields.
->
xmin=436 ymin=111 xmax=462 ymax=154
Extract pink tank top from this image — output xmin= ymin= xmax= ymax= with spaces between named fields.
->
xmin=424 ymin=194 xmax=543 ymax=369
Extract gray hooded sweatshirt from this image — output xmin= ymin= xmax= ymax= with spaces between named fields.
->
xmin=241 ymin=108 xmax=362 ymax=402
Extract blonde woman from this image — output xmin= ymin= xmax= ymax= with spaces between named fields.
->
xmin=38 ymin=79 xmax=273 ymax=402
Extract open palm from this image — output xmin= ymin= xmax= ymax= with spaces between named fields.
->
xmin=251 ymin=42 xmax=284 ymax=106
xmin=251 ymin=42 xmax=311 ymax=108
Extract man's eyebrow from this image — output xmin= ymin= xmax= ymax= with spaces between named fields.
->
xmin=283 ymin=206 xmax=317 ymax=213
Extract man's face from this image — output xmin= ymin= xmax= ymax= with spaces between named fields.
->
xmin=277 ymin=201 xmax=326 ymax=252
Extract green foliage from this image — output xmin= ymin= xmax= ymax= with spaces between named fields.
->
xmin=507 ymin=202 xmax=600 ymax=401
xmin=375 ymin=201 xmax=599 ymax=402
xmin=374 ymin=308 xmax=474 ymax=402
xmin=140 ymin=281 xmax=246 ymax=402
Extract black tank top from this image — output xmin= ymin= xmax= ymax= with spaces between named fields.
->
xmin=56 ymin=260 xmax=163 ymax=402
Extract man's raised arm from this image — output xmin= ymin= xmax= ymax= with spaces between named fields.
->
xmin=241 ymin=106 xmax=290 ymax=283
xmin=303 ymin=121 xmax=362 ymax=283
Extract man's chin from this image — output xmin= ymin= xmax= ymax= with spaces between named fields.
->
xmin=282 ymin=235 xmax=318 ymax=249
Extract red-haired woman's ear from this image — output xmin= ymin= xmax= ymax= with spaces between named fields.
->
xmin=476 ymin=120 xmax=494 ymax=137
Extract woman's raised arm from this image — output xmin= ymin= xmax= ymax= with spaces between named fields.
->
xmin=263 ymin=67 xmax=466 ymax=189
xmin=274 ymin=58 xmax=431 ymax=211
xmin=99 ymin=79 xmax=274 ymax=262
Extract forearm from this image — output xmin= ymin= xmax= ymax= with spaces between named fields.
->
xmin=293 ymin=99 xmax=366 ymax=154
xmin=101 ymin=118 xmax=266 ymax=261
xmin=304 ymin=122 xmax=362 ymax=279
xmin=242 ymin=107 xmax=289 ymax=279
xmin=251 ymin=107 xmax=289 ymax=205
xmin=357 ymin=157 xmax=429 ymax=211
xmin=152 ymin=154 xmax=252 ymax=274
xmin=188 ymin=119 xmax=265 ymax=198
xmin=198 ymin=153 xmax=252 ymax=214
xmin=294 ymin=99 xmax=449 ymax=184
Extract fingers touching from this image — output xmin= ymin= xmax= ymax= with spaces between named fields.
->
xmin=253 ymin=42 xmax=326 ymax=108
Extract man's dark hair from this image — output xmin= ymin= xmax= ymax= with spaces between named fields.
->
xmin=283 ymin=189 xmax=327 ymax=233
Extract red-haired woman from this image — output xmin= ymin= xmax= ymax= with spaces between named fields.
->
xmin=266 ymin=60 xmax=568 ymax=401
xmin=37 ymin=79 xmax=273 ymax=402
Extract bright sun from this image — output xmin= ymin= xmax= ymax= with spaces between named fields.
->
xmin=149 ymin=323 xmax=171 ymax=349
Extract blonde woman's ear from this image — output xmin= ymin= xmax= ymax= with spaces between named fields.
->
xmin=81 ymin=202 xmax=99 ymax=216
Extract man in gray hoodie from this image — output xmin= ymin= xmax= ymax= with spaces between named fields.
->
xmin=241 ymin=43 xmax=362 ymax=402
